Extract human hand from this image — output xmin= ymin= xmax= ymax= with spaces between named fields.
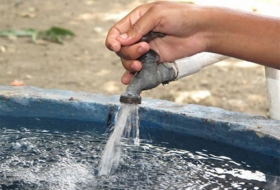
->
xmin=105 ymin=2 xmax=208 ymax=84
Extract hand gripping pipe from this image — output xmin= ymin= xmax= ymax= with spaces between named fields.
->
xmin=119 ymin=32 xmax=228 ymax=104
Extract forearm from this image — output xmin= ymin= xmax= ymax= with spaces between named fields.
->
xmin=201 ymin=6 xmax=280 ymax=69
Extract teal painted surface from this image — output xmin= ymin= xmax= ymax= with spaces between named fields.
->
xmin=0 ymin=86 xmax=279 ymax=158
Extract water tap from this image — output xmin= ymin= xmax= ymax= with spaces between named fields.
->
xmin=120 ymin=32 xmax=177 ymax=104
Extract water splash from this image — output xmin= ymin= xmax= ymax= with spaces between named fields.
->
xmin=0 ymin=125 xmax=278 ymax=189
xmin=98 ymin=103 xmax=139 ymax=176
xmin=1 ymin=141 xmax=97 ymax=190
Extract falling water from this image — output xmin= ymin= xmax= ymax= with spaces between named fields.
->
xmin=98 ymin=103 xmax=139 ymax=176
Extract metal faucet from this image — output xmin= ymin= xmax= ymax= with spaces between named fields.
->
xmin=119 ymin=32 xmax=177 ymax=104
xmin=118 ymin=32 xmax=229 ymax=104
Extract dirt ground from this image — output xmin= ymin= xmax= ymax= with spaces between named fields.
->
xmin=0 ymin=0 xmax=279 ymax=117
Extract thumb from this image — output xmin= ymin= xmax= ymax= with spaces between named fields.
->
xmin=117 ymin=12 xmax=158 ymax=46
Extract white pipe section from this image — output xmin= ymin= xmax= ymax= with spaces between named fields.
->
xmin=171 ymin=53 xmax=280 ymax=120
xmin=265 ymin=67 xmax=280 ymax=120
xmin=174 ymin=52 xmax=228 ymax=80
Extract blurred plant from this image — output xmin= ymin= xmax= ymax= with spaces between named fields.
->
xmin=0 ymin=27 xmax=75 ymax=44
xmin=41 ymin=27 xmax=75 ymax=43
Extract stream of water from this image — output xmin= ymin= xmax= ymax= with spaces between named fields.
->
xmin=98 ymin=103 xmax=139 ymax=176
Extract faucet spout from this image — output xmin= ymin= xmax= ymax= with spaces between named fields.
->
xmin=120 ymin=48 xmax=176 ymax=104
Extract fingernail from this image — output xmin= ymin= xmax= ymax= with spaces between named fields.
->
xmin=119 ymin=33 xmax=128 ymax=39
xmin=131 ymin=62 xmax=137 ymax=70
xmin=138 ymin=47 xmax=145 ymax=54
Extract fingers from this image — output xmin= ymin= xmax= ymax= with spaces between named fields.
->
xmin=121 ymin=58 xmax=143 ymax=71
xmin=117 ymin=41 xmax=150 ymax=60
xmin=105 ymin=27 xmax=122 ymax=52
xmin=121 ymin=71 xmax=134 ymax=85
xmin=105 ymin=4 xmax=148 ymax=51
xmin=106 ymin=2 xmax=158 ymax=51
xmin=120 ymin=59 xmax=143 ymax=85
xmin=116 ymin=7 xmax=161 ymax=46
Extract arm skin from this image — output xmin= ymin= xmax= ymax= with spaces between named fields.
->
xmin=105 ymin=1 xmax=280 ymax=84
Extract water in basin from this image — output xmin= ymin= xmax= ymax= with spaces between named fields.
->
xmin=0 ymin=116 xmax=279 ymax=190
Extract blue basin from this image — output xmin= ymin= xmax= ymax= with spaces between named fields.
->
xmin=0 ymin=86 xmax=279 ymax=158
